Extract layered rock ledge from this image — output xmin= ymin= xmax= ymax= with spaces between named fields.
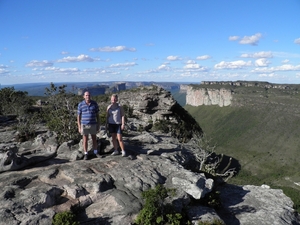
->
xmin=0 ymin=86 xmax=299 ymax=225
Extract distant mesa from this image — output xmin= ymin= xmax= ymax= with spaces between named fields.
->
xmin=186 ymin=80 xmax=300 ymax=107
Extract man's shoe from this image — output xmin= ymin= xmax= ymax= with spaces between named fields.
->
xmin=111 ymin=150 xmax=119 ymax=156
xmin=122 ymin=151 xmax=127 ymax=157
xmin=83 ymin=154 xmax=88 ymax=160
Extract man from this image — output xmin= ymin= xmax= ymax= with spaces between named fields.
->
xmin=77 ymin=91 xmax=101 ymax=160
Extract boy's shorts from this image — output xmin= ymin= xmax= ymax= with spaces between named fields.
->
xmin=108 ymin=124 xmax=122 ymax=134
xmin=81 ymin=124 xmax=97 ymax=135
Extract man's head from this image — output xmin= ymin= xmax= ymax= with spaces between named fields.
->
xmin=84 ymin=91 xmax=91 ymax=103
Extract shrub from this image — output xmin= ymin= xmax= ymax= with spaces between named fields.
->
xmin=199 ymin=190 xmax=222 ymax=209
xmin=152 ymin=120 xmax=171 ymax=133
xmin=0 ymin=87 xmax=33 ymax=116
xmin=14 ymin=112 xmax=40 ymax=142
xmin=52 ymin=211 xmax=79 ymax=225
xmin=42 ymin=83 xmax=82 ymax=144
xmin=135 ymin=184 xmax=185 ymax=225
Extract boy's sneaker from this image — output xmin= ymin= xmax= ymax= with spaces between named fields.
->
xmin=111 ymin=150 xmax=120 ymax=156
xmin=83 ymin=154 xmax=88 ymax=160
xmin=122 ymin=151 xmax=127 ymax=157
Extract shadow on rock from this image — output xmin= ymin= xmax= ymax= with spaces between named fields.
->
xmin=216 ymin=184 xmax=252 ymax=225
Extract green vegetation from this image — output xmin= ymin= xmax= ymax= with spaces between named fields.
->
xmin=184 ymin=84 xmax=300 ymax=212
xmin=42 ymin=83 xmax=82 ymax=144
xmin=0 ymin=87 xmax=40 ymax=141
xmin=135 ymin=185 xmax=185 ymax=225
xmin=52 ymin=211 xmax=79 ymax=225
xmin=199 ymin=190 xmax=221 ymax=209
xmin=0 ymin=87 xmax=34 ymax=116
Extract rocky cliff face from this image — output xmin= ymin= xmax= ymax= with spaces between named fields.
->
xmin=186 ymin=86 xmax=233 ymax=107
xmin=0 ymin=86 xmax=299 ymax=225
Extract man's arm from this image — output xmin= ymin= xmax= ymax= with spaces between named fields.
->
xmin=120 ymin=106 xmax=125 ymax=130
xmin=77 ymin=114 xmax=81 ymax=133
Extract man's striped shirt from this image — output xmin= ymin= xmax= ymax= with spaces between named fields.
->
xmin=77 ymin=100 xmax=99 ymax=125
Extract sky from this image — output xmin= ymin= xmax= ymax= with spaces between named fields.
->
xmin=1 ymin=0 xmax=300 ymax=85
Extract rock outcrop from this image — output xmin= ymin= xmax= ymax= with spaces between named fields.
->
xmin=186 ymin=86 xmax=233 ymax=107
xmin=0 ymin=86 xmax=299 ymax=225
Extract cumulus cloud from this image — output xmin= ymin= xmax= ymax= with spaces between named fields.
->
xmin=281 ymin=59 xmax=289 ymax=64
xmin=109 ymin=62 xmax=137 ymax=68
xmin=229 ymin=36 xmax=240 ymax=41
xmin=61 ymin=51 xmax=69 ymax=55
xmin=255 ymin=58 xmax=271 ymax=67
xmin=25 ymin=60 xmax=53 ymax=67
xmin=196 ymin=55 xmax=211 ymax=60
xmin=214 ymin=60 xmax=252 ymax=69
xmin=183 ymin=61 xmax=208 ymax=71
xmin=158 ymin=64 xmax=171 ymax=71
xmin=89 ymin=46 xmax=136 ymax=52
xmin=294 ymin=38 xmax=300 ymax=45
xmin=57 ymin=54 xmax=97 ymax=63
xmin=166 ymin=55 xmax=181 ymax=61
xmin=186 ymin=60 xmax=196 ymax=64
xmin=239 ymin=33 xmax=262 ymax=45
xmin=240 ymin=51 xmax=273 ymax=58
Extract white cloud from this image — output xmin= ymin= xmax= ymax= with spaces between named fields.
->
xmin=273 ymin=52 xmax=300 ymax=58
xmin=0 ymin=64 xmax=8 ymax=69
xmin=158 ymin=64 xmax=171 ymax=71
xmin=61 ymin=51 xmax=69 ymax=55
xmin=255 ymin=58 xmax=270 ymax=67
xmin=58 ymin=68 xmax=80 ymax=72
xmin=137 ymin=69 xmax=159 ymax=74
xmin=166 ymin=55 xmax=181 ymax=61
xmin=25 ymin=60 xmax=53 ymax=67
xmin=33 ymin=67 xmax=80 ymax=73
xmin=183 ymin=60 xmax=208 ymax=70
xmin=252 ymin=64 xmax=300 ymax=73
xmin=281 ymin=59 xmax=289 ymax=64
xmin=57 ymin=54 xmax=97 ymax=63
xmin=0 ymin=68 xmax=9 ymax=74
xmin=196 ymin=55 xmax=211 ymax=60
xmin=89 ymin=46 xmax=136 ymax=52
xmin=241 ymin=51 xmax=273 ymax=58
xmin=109 ymin=62 xmax=137 ymax=68
xmin=179 ymin=72 xmax=202 ymax=78
xmin=239 ymin=33 xmax=262 ymax=45
xmin=184 ymin=63 xmax=200 ymax=69
xmin=258 ymin=73 xmax=276 ymax=78
xmin=229 ymin=36 xmax=240 ymax=41
xmin=186 ymin=60 xmax=196 ymax=64
xmin=294 ymin=38 xmax=300 ymax=45
xmin=214 ymin=60 xmax=252 ymax=69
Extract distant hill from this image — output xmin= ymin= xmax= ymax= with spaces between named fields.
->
xmin=184 ymin=81 xmax=300 ymax=209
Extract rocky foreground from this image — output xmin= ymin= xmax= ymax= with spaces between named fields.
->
xmin=0 ymin=86 xmax=299 ymax=225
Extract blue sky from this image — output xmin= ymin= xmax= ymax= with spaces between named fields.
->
xmin=1 ymin=0 xmax=300 ymax=85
